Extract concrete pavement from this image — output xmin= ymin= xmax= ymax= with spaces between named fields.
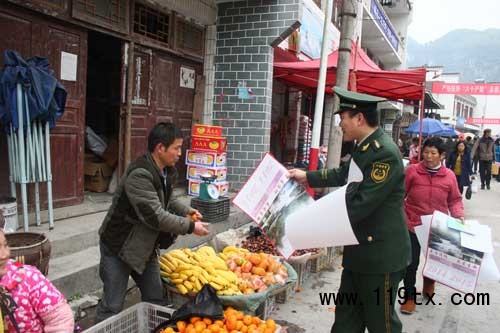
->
xmin=272 ymin=179 xmax=500 ymax=332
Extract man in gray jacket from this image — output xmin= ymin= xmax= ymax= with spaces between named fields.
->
xmin=472 ymin=128 xmax=495 ymax=190
xmin=96 ymin=122 xmax=209 ymax=322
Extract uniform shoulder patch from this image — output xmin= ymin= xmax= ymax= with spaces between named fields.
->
xmin=371 ymin=162 xmax=390 ymax=183
xmin=372 ymin=139 xmax=383 ymax=151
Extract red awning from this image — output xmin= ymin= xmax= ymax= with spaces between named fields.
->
xmin=273 ymin=44 xmax=427 ymax=101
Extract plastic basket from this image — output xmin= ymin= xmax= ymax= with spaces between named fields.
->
xmin=82 ymin=302 xmax=174 ymax=333
xmin=191 ymin=197 xmax=230 ymax=223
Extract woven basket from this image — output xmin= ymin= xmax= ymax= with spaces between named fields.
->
xmin=5 ymin=232 xmax=51 ymax=275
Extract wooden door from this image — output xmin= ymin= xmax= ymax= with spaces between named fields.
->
xmin=152 ymin=51 xmax=202 ymax=182
xmin=0 ymin=5 xmax=86 ymax=207
xmin=36 ymin=22 xmax=87 ymax=207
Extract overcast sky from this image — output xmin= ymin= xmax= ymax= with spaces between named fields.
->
xmin=408 ymin=0 xmax=500 ymax=44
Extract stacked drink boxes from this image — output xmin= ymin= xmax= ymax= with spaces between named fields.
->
xmin=187 ymin=124 xmax=229 ymax=197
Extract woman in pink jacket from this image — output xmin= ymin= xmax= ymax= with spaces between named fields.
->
xmin=401 ymin=137 xmax=464 ymax=314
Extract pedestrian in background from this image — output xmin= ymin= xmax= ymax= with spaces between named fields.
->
xmin=409 ymin=137 xmax=420 ymax=164
xmin=471 ymin=128 xmax=495 ymax=189
xmin=288 ymin=87 xmax=410 ymax=333
xmin=96 ymin=122 xmax=209 ymax=322
xmin=446 ymin=140 xmax=472 ymax=194
xmin=401 ymin=137 xmax=464 ymax=314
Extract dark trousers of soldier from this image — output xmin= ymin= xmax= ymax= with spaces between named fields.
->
xmin=331 ymin=268 xmax=405 ymax=333
xmin=479 ymin=160 xmax=493 ymax=186
xmin=403 ymin=231 xmax=435 ymax=298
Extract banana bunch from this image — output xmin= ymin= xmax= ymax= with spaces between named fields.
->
xmin=218 ymin=245 xmax=249 ymax=261
xmin=159 ymin=247 xmax=242 ymax=296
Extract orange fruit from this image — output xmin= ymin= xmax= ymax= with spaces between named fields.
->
xmin=243 ymin=315 xmax=253 ymax=325
xmin=177 ymin=321 xmax=187 ymax=332
xmin=252 ymin=317 xmax=262 ymax=325
xmin=214 ymin=320 xmax=225 ymax=328
xmin=203 ymin=318 xmax=212 ymax=325
xmin=208 ymin=324 xmax=220 ymax=332
xmin=194 ymin=321 xmax=207 ymax=332
xmin=186 ymin=328 xmax=197 ymax=333
xmin=202 ymin=329 xmax=211 ymax=333
xmin=190 ymin=317 xmax=202 ymax=324
xmin=265 ymin=319 xmax=276 ymax=330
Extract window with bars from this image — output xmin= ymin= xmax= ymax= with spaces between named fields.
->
xmin=134 ymin=3 xmax=170 ymax=44
xmin=72 ymin=0 xmax=128 ymax=33
xmin=175 ymin=18 xmax=204 ymax=56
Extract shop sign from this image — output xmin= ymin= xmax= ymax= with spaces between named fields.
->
xmin=370 ymin=0 xmax=399 ymax=51
xmin=432 ymin=82 xmax=500 ymax=95
xmin=299 ymin=0 xmax=340 ymax=59
xmin=466 ymin=118 xmax=500 ymax=125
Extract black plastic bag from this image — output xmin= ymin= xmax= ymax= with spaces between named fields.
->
xmin=465 ymin=185 xmax=472 ymax=200
xmin=153 ymin=285 xmax=224 ymax=332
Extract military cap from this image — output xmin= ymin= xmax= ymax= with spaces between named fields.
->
xmin=333 ymin=86 xmax=386 ymax=114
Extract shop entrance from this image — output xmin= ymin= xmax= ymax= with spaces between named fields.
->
xmin=84 ymin=31 xmax=121 ymax=193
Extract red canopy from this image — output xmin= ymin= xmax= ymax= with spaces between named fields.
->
xmin=273 ymin=44 xmax=427 ymax=101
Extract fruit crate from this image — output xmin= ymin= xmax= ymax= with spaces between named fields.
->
xmin=274 ymin=281 xmax=296 ymax=304
xmin=191 ymin=197 xmax=230 ymax=223
xmin=288 ymin=260 xmax=312 ymax=289
xmin=82 ymin=302 xmax=174 ymax=333
xmin=253 ymin=294 xmax=277 ymax=320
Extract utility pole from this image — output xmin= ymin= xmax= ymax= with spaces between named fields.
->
xmin=326 ymin=0 xmax=358 ymax=170
xmin=308 ymin=0 xmax=333 ymax=174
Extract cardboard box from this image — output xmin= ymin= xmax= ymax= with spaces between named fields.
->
xmin=186 ymin=165 xmax=227 ymax=182
xmin=192 ymin=124 xmax=223 ymax=138
xmin=191 ymin=136 xmax=227 ymax=153
xmin=84 ymin=156 xmax=113 ymax=192
xmin=188 ymin=180 xmax=229 ymax=197
xmin=186 ymin=149 xmax=226 ymax=168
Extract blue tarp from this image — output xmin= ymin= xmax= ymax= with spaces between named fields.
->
xmin=405 ymin=118 xmax=458 ymax=137
xmin=0 ymin=50 xmax=67 ymax=133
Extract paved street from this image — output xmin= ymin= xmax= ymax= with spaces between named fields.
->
xmin=273 ymin=179 xmax=500 ymax=332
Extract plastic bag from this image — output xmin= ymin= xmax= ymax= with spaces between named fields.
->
xmin=153 ymin=285 xmax=224 ymax=332
xmin=471 ymin=177 xmax=479 ymax=193
xmin=85 ymin=126 xmax=107 ymax=157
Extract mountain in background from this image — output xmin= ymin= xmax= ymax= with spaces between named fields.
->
xmin=406 ymin=29 xmax=500 ymax=83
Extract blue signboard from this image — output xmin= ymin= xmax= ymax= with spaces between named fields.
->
xmin=370 ymin=0 xmax=399 ymax=51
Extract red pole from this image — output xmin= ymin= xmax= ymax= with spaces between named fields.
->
xmin=417 ymin=84 xmax=426 ymax=161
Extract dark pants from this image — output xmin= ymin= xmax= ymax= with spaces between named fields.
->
xmin=96 ymin=241 xmax=165 ymax=323
xmin=455 ymin=175 xmax=464 ymax=194
xmin=479 ymin=160 xmax=493 ymax=186
xmin=331 ymin=269 xmax=405 ymax=333
xmin=403 ymin=231 xmax=435 ymax=297
xmin=403 ymin=231 xmax=421 ymax=296
xmin=473 ymin=159 xmax=479 ymax=173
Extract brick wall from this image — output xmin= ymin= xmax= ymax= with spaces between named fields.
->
xmin=214 ymin=0 xmax=300 ymax=190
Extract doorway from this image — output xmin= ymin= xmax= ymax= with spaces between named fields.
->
xmin=84 ymin=31 xmax=121 ymax=193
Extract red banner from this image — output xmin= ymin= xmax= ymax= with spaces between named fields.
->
xmin=466 ymin=118 xmax=500 ymax=125
xmin=432 ymin=82 xmax=500 ymax=95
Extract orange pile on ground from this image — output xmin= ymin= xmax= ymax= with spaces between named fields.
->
xmin=159 ymin=307 xmax=277 ymax=333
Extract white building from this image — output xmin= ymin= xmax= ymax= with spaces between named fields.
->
xmin=425 ymin=66 xmax=481 ymax=135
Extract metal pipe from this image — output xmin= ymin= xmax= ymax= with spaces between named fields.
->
xmin=7 ymin=127 xmax=16 ymax=197
xmin=45 ymin=121 xmax=54 ymax=229
xmin=308 ymin=0 xmax=333 ymax=174
xmin=17 ymin=84 xmax=29 ymax=231
xmin=35 ymin=182 xmax=41 ymax=226
xmin=124 ymin=42 xmax=135 ymax=169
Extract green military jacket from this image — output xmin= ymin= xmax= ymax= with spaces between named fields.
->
xmin=307 ymin=128 xmax=410 ymax=274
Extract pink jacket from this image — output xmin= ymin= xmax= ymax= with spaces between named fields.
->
xmin=0 ymin=260 xmax=74 ymax=333
xmin=404 ymin=162 xmax=464 ymax=232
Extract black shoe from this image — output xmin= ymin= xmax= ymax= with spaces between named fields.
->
xmin=487 ymin=184 xmax=491 ymax=190
xmin=481 ymin=184 xmax=485 ymax=190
